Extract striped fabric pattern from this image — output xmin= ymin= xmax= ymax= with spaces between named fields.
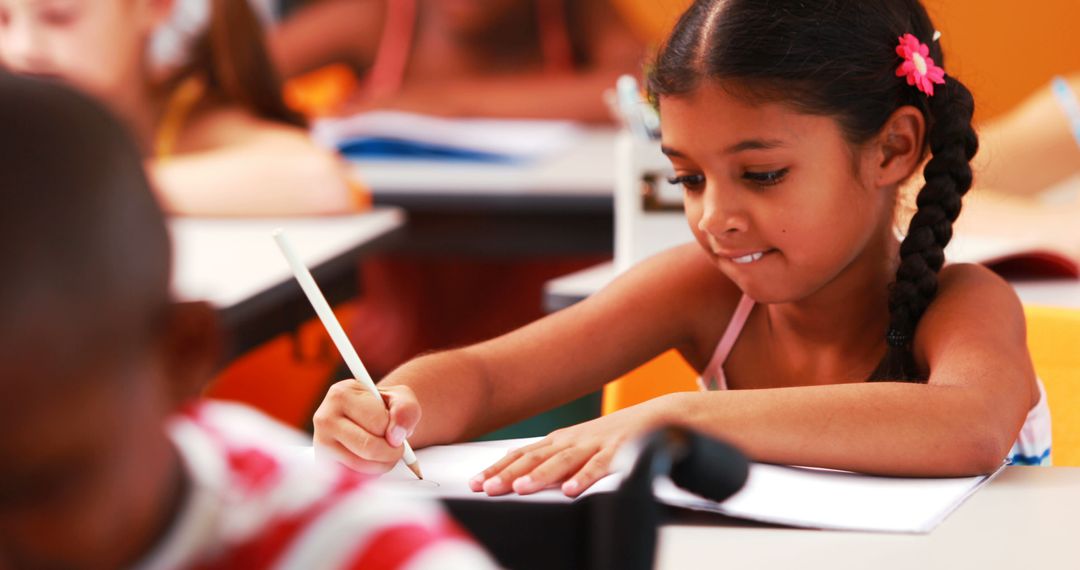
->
xmin=1006 ymin=380 xmax=1053 ymax=466
xmin=134 ymin=401 xmax=496 ymax=570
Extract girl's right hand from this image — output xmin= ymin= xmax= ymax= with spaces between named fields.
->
xmin=312 ymin=381 xmax=422 ymax=474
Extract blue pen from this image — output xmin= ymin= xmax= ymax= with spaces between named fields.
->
xmin=1051 ymin=76 xmax=1080 ymax=151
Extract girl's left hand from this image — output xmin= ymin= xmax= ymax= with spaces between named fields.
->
xmin=468 ymin=399 xmax=672 ymax=498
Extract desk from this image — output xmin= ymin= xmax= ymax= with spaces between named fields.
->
xmin=352 ymin=129 xmax=616 ymax=257
xmin=657 ymin=465 xmax=1080 ymax=568
xmin=171 ymin=208 xmax=406 ymax=359
xmin=544 ymin=260 xmax=1080 ymax=312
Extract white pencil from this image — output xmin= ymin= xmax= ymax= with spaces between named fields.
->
xmin=272 ymin=229 xmax=423 ymax=479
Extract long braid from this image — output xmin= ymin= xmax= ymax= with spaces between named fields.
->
xmin=870 ymin=76 xmax=979 ymax=382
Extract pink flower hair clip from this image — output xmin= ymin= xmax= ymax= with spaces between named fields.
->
xmin=895 ymin=33 xmax=946 ymax=96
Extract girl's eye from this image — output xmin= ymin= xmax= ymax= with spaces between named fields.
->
xmin=667 ymin=173 xmax=706 ymax=191
xmin=742 ymin=168 xmax=789 ymax=187
xmin=38 ymin=2 xmax=78 ymax=26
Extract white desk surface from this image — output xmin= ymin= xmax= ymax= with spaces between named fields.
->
xmin=352 ymin=129 xmax=616 ymax=200
xmin=657 ymin=465 xmax=1080 ymax=569
xmin=545 ymin=261 xmax=1080 ymax=311
xmin=171 ymin=208 xmax=405 ymax=309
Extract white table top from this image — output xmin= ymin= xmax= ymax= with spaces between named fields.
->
xmin=544 ymin=260 xmax=1080 ymax=311
xmin=352 ymin=129 xmax=616 ymax=207
xmin=657 ymin=465 xmax=1080 ymax=569
xmin=170 ymin=207 xmax=405 ymax=309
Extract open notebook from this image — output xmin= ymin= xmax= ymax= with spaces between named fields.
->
xmin=363 ymin=438 xmax=1003 ymax=534
xmin=947 ymin=233 xmax=1079 ymax=278
xmin=311 ymin=111 xmax=586 ymax=163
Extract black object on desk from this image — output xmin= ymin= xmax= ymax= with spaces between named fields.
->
xmin=443 ymin=426 xmax=749 ymax=570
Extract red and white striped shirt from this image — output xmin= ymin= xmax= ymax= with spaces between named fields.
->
xmin=134 ymin=401 xmax=496 ymax=570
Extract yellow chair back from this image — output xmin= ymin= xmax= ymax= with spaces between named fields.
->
xmin=1024 ymin=305 xmax=1080 ymax=466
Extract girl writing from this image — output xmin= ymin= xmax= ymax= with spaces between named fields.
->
xmin=270 ymin=0 xmax=643 ymax=122
xmin=313 ymin=0 xmax=1051 ymax=496
xmin=0 ymin=0 xmax=360 ymax=216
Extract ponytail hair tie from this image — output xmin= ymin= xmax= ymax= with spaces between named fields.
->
xmin=886 ymin=328 xmax=911 ymax=348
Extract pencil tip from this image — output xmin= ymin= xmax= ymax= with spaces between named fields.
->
xmin=408 ymin=462 xmax=424 ymax=480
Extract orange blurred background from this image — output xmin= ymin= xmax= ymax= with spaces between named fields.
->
xmin=613 ymin=0 xmax=1080 ymax=121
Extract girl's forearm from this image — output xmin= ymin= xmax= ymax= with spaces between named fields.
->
xmin=379 ymin=348 xmax=496 ymax=447
xmin=659 ymin=382 xmax=1020 ymax=477
xmin=151 ymin=150 xmax=356 ymax=217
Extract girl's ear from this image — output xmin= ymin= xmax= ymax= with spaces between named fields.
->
xmin=872 ymin=105 xmax=926 ymax=188
xmin=159 ymin=300 xmax=222 ymax=405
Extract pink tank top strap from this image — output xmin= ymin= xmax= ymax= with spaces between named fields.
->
xmin=363 ymin=0 xmax=418 ymax=100
xmin=537 ymin=0 xmax=575 ymax=74
xmin=698 ymin=294 xmax=755 ymax=391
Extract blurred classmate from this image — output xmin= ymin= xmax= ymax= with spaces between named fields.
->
xmin=974 ymin=73 xmax=1080 ymax=197
xmin=270 ymin=0 xmax=644 ymax=122
xmin=0 ymin=73 xmax=494 ymax=570
xmin=271 ymin=1 xmax=643 ymax=380
xmin=0 ymin=0 xmax=361 ymax=216
xmin=916 ymin=74 xmax=1080 ymax=250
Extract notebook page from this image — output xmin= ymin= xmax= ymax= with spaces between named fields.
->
xmin=654 ymin=462 xmax=1003 ymax=533
xmin=320 ymin=438 xmax=999 ymax=532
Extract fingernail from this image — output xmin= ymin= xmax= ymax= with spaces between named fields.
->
xmin=483 ymin=476 xmax=504 ymax=495
xmin=512 ymin=476 xmax=536 ymax=494
xmin=469 ymin=473 xmax=485 ymax=491
xmin=388 ymin=426 xmax=407 ymax=447
xmin=562 ymin=479 xmax=580 ymax=495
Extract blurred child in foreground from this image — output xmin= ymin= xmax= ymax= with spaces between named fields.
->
xmin=0 ymin=73 xmax=494 ymax=570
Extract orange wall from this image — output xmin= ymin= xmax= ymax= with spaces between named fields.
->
xmin=613 ymin=0 xmax=1080 ymax=120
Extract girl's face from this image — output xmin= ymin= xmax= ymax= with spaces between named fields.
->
xmin=660 ymin=83 xmax=896 ymax=304
xmin=0 ymin=0 xmax=164 ymax=101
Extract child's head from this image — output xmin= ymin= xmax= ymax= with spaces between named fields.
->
xmin=649 ymin=0 xmax=977 ymax=380
xmin=0 ymin=72 xmax=218 ymax=567
xmin=0 ymin=0 xmax=300 ymax=127
xmin=0 ymin=0 xmax=168 ymax=101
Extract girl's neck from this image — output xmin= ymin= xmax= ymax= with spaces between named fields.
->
xmin=113 ymin=436 xmax=190 ymax=569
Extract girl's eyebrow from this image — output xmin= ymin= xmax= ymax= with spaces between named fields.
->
xmin=723 ymin=138 xmax=787 ymax=154
xmin=662 ymin=138 xmax=788 ymax=159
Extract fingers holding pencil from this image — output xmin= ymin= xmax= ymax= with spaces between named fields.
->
xmin=273 ymin=229 xmax=423 ymax=479
xmin=313 ymin=380 xmax=423 ymax=474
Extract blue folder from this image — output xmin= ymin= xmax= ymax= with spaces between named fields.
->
xmin=337 ymin=136 xmax=524 ymax=164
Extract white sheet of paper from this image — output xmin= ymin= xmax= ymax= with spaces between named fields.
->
xmin=374 ymin=437 xmax=624 ymax=503
xmin=368 ymin=438 xmax=1001 ymax=533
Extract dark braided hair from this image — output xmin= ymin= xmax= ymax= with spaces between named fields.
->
xmin=647 ymin=0 xmax=978 ymax=382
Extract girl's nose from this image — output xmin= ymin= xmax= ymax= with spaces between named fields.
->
xmin=1 ymin=21 xmax=52 ymax=76
xmin=697 ymin=188 xmax=749 ymax=239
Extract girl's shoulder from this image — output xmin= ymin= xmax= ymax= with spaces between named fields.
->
xmin=914 ymin=262 xmax=1026 ymax=364
xmin=608 ymin=243 xmax=744 ymax=368
xmin=936 ymin=262 xmax=1018 ymax=302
